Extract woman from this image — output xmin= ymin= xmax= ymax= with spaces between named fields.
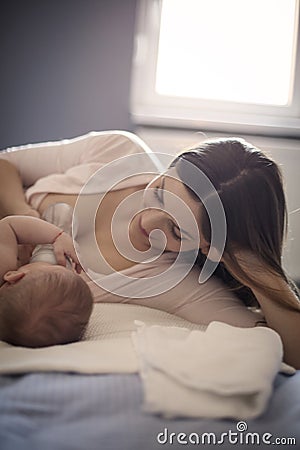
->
xmin=0 ymin=131 xmax=299 ymax=367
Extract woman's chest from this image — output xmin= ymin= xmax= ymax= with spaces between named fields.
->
xmin=94 ymin=186 xmax=141 ymax=272
xmin=39 ymin=183 xmax=147 ymax=274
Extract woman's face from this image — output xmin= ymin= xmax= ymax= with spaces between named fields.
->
xmin=130 ymin=167 xmax=210 ymax=254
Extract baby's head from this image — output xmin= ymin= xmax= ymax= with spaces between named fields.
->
xmin=0 ymin=264 xmax=93 ymax=348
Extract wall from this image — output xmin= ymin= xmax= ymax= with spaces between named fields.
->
xmin=0 ymin=0 xmax=137 ymax=149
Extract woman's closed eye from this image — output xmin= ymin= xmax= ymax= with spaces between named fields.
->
xmin=153 ymin=179 xmax=185 ymax=242
xmin=153 ymin=176 xmax=165 ymax=205
xmin=168 ymin=220 xmax=181 ymax=241
xmin=153 ymin=186 xmax=164 ymax=205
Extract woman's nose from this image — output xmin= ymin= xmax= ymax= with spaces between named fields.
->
xmin=199 ymin=232 xmax=210 ymax=254
xmin=142 ymin=209 xmax=169 ymax=231
xmin=200 ymin=244 xmax=210 ymax=255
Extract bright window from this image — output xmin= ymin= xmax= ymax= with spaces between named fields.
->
xmin=131 ymin=0 xmax=300 ymax=137
xmin=156 ymin=0 xmax=296 ymax=106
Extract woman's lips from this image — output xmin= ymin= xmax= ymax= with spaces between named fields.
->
xmin=138 ymin=217 xmax=149 ymax=237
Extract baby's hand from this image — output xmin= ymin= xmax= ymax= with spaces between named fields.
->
xmin=52 ymin=231 xmax=82 ymax=274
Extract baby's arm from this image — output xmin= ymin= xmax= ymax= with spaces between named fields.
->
xmin=1 ymin=216 xmax=81 ymax=272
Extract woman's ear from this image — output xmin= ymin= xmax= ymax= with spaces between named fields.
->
xmin=3 ymin=271 xmax=25 ymax=284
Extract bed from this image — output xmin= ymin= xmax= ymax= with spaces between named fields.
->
xmin=0 ymin=303 xmax=299 ymax=450
xmin=1 ymin=371 xmax=300 ymax=450
xmin=0 ymin=132 xmax=299 ymax=449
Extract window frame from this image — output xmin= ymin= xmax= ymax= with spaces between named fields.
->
xmin=130 ymin=0 xmax=300 ymax=137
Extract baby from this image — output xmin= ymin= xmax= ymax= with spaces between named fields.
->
xmin=0 ymin=215 xmax=93 ymax=348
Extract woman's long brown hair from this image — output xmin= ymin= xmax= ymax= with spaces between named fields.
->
xmin=172 ymin=137 xmax=300 ymax=310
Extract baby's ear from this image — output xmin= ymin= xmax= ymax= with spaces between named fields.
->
xmin=3 ymin=271 xmax=25 ymax=284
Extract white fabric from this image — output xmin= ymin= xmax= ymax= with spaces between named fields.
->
xmin=0 ymin=303 xmax=294 ymax=421
xmin=132 ymin=321 xmax=295 ymax=420
xmin=0 ymin=303 xmax=204 ymax=375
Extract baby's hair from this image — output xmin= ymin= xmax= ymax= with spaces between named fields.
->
xmin=0 ymin=269 xmax=93 ymax=348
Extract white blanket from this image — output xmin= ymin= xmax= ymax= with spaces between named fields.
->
xmin=0 ymin=303 xmax=294 ymax=420
xmin=132 ymin=321 xmax=295 ymax=420
xmin=0 ymin=303 xmax=204 ymax=375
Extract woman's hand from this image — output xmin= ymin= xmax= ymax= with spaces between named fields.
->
xmin=52 ymin=232 xmax=82 ymax=274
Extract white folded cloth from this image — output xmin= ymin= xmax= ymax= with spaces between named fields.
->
xmin=132 ymin=321 xmax=295 ymax=420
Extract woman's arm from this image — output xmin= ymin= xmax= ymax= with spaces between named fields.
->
xmin=0 ymin=133 xmax=92 ymax=187
xmin=0 ymin=132 xmax=111 ymax=217
xmin=251 ymin=277 xmax=300 ymax=369
xmin=222 ymin=251 xmax=300 ymax=368
xmin=0 ymin=131 xmax=152 ymax=213
xmin=0 ymin=131 xmax=151 ymax=188
xmin=0 ymin=160 xmax=39 ymax=219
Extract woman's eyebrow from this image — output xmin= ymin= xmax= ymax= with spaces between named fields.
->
xmin=161 ymin=176 xmax=166 ymax=200
xmin=162 ymin=175 xmax=195 ymax=240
